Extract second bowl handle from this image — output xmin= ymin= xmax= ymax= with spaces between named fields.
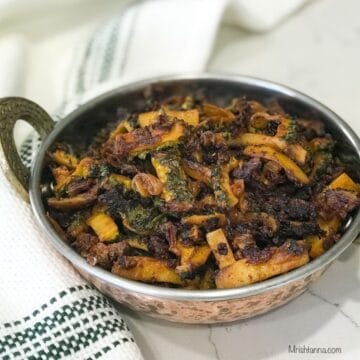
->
xmin=0 ymin=97 xmax=55 ymax=201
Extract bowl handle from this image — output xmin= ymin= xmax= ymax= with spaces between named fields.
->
xmin=0 ymin=97 xmax=55 ymax=201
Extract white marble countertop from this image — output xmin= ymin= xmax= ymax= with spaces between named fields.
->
xmin=2 ymin=0 xmax=360 ymax=358
xmin=119 ymin=1 xmax=360 ymax=359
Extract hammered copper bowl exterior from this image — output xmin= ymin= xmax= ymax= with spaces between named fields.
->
xmin=77 ymin=266 xmax=327 ymax=324
xmin=27 ymin=74 xmax=360 ymax=324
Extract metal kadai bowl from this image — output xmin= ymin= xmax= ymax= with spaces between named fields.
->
xmin=1 ymin=74 xmax=359 ymax=324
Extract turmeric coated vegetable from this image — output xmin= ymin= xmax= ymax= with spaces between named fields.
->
xmin=105 ymin=120 xmax=185 ymax=159
xmin=112 ymin=257 xmax=183 ymax=285
xmin=51 ymin=166 xmax=71 ymax=192
xmin=152 ymin=152 xmax=193 ymax=203
xmin=212 ymin=157 xmax=239 ymax=208
xmin=48 ymin=149 xmax=78 ymax=169
xmin=308 ymin=216 xmax=342 ymax=258
xmin=126 ymin=238 xmax=149 ymax=251
xmin=229 ymin=133 xmax=287 ymax=150
xmin=71 ymin=157 xmax=94 ymax=178
xmin=329 ymin=172 xmax=360 ymax=192
xmin=175 ymin=241 xmax=212 ymax=274
xmin=203 ymin=103 xmax=235 ymax=122
xmin=244 ymin=145 xmax=310 ymax=184
xmin=86 ymin=212 xmax=119 ymax=242
xmin=206 ymin=229 xmax=236 ymax=269
xmin=182 ymin=213 xmax=226 ymax=227
xmin=110 ymin=119 xmax=134 ymax=137
xmin=230 ymin=134 xmax=308 ymax=165
xmin=138 ymin=108 xmax=199 ymax=127
xmin=108 ymin=173 xmax=132 ymax=190
xmin=216 ymin=241 xmax=309 ymax=288
xmin=284 ymin=144 xmax=308 ymax=165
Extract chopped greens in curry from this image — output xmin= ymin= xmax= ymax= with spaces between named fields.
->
xmin=44 ymin=94 xmax=360 ymax=289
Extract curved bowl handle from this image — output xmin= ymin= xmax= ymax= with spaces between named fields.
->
xmin=0 ymin=97 xmax=55 ymax=201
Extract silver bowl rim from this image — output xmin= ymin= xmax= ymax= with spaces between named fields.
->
xmin=29 ymin=73 xmax=360 ymax=302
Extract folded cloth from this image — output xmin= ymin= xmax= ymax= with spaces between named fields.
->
xmin=0 ymin=165 xmax=143 ymax=360
xmin=0 ymin=1 xmax=308 ymax=359
xmin=0 ymin=0 xmax=308 ymax=31
xmin=225 ymin=0 xmax=308 ymax=32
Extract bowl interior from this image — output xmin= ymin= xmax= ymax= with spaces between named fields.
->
xmin=31 ymin=75 xmax=360 ymax=301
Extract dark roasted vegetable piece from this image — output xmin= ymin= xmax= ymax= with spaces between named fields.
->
xmin=229 ymin=133 xmax=307 ymax=165
xmin=242 ymin=212 xmax=278 ymax=237
xmin=179 ymin=224 xmax=203 ymax=245
xmin=112 ymin=256 xmax=183 ymax=285
xmin=206 ymin=229 xmax=236 ymax=269
xmin=308 ymin=134 xmax=334 ymax=182
xmin=71 ymin=157 xmax=95 ymax=178
xmin=199 ymin=268 xmax=216 ymax=289
xmin=216 ymin=241 xmax=309 ymax=289
xmin=249 ymin=112 xmax=279 ymax=131
xmin=108 ymin=173 xmax=132 ymax=190
xmin=181 ymin=159 xmax=212 ymax=186
xmin=284 ymin=144 xmax=308 ymax=165
xmin=262 ymin=161 xmax=285 ymax=185
xmin=67 ymin=215 xmax=88 ymax=238
xmin=48 ymin=149 xmax=78 ymax=169
xmin=51 ymin=166 xmax=71 ymax=192
xmin=121 ymin=204 xmax=164 ymax=234
xmin=103 ymin=120 xmax=185 ymax=160
xmin=307 ymin=217 xmax=341 ymax=258
xmin=159 ymin=221 xmax=179 ymax=256
xmin=315 ymin=188 xmax=360 ymax=220
xmin=182 ymin=213 xmax=226 ymax=227
xmin=249 ymin=112 xmax=298 ymax=142
xmin=309 ymin=152 xmax=332 ymax=181
xmin=278 ymin=220 xmax=321 ymax=239
xmin=211 ymin=157 xmax=239 ymax=208
xmin=86 ymin=212 xmax=119 ymax=242
xmin=152 ymin=151 xmax=193 ymax=203
xmin=126 ymin=237 xmax=149 ymax=251
xmin=276 ymin=117 xmax=298 ymax=142
xmin=203 ymin=103 xmax=235 ymax=122
xmin=88 ymin=164 xmax=111 ymax=179
xmin=243 ymin=145 xmax=309 ymax=185
xmin=297 ymin=119 xmax=325 ymax=137
xmin=309 ymin=137 xmax=334 ymax=152
xmin=47 ymin=191 xmax=97 ymax=211
xmin=138 ymin=108 xmax=199 ymax=127
xmin=174 ymin=242 xmax=211 ymax=274
xmin=87 ymin=241 xmax=128 ymax=268
xmin=329 ymin=172 xmax=360 ymax=192
xmin=229 ymin=133 xmax=287 ymax=150
xmin=110 ymin=119 xmax=134 ymax=137
xmin=73 ymin=233 xmax=99 ymax=257
xmin=67 ymin=178 xmax=95 ymax=197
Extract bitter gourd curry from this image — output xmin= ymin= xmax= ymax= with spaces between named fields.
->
xmin=44 ymin=94 xmax=360 ymax=289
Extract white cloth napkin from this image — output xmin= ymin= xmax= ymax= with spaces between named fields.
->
xmin=0 ymin=1 xmax=308 ymax=359
xmin=0 ymin=169 xmax=143 ymax=360
xmin=0 ymin=0 xmax=308 ymax=31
